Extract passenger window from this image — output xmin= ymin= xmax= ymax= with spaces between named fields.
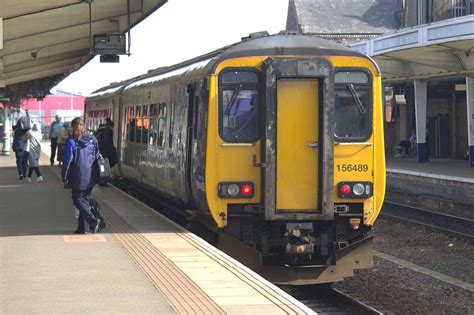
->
xmin=156 ymin=102 xmax=167 ymax=148
xmin=149 ymin=118 xmax=158 ymax=145
xmin=168 ymin=101 xmax=174 ymax=148
xmin=219 ymin=69 xmax=260 ymax=142
xmin=334 ymin=70 xmax=372 ymax=141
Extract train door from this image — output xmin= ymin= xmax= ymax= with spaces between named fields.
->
xmin=276 ymin=79 xmax=319 ymax=212
xmin=261 ymin=58 xmax=334 ymax=220
xmin=185 ymin=82 xmax=197 ymax=207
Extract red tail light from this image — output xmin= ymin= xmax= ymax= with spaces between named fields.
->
xmin=340 ymin=184 xmax=351 ymax=196
xmin=241 ymin=184 xmax=253 ymax=196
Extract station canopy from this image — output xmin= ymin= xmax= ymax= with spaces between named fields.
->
xmin=0 ymin=0 xmax=167 ymax=103
xmin=350 ymin=15 xmax=474 ymax=82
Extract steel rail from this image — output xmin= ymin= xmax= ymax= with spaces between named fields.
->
xmin=282 ymin=285 xmax=383 ymax=315
xmin=381 ymin=201 xmax=474 ymax=241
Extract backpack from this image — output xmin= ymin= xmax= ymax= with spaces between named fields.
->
xmin=20 ymin=116 xmax=31 ymax=131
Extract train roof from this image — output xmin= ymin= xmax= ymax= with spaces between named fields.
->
xmin=87 ymin=32 xmax=368 ymax=99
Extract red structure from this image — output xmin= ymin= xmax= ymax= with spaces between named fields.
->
xmin=21 ymin=90 xmax=85 ymax=126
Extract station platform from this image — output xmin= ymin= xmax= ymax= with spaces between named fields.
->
xmin=0 ymin=151 xmax=313 ymax=314
xmin=385 ymin=157 xmax=474 ymax=217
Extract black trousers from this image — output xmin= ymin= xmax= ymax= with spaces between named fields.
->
xmin=15 ymin=151 xmax=28 ymax=177
xmin=28 ymin=167 xmax=42 ymax=177
xmin=50 ymin=137 xmax=58 ymax=164
xmin=72 ymin=188 xmax=98 ymax=232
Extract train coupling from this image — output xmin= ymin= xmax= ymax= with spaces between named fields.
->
xmin=284 ymin=223 xmax=315 ymax=255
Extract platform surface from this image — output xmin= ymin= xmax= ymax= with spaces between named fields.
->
xmin=0 ymin=147 xmax=313 ymax=314
xmin=386 ymin=156 xmax=474 ymax=183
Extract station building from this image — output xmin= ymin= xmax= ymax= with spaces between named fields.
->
xmin=287 ymin=0 xmax=474 ymax=167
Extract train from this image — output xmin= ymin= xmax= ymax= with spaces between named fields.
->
xmin=85 ymin=32 xmax=386 ymax=285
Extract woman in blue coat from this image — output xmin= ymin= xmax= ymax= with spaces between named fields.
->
xmin=62 ymin=117 xmax=101 ymax=234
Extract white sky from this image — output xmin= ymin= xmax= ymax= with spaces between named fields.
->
xmin=55 ymin=0 xmax=289 ymax=96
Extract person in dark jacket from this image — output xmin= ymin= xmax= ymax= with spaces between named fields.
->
xmin=62 ymin=117 xmax=101 ymax=234
xmin=94 ymin=118 xmax=117 ymax=167
xmin=12 ymin=115 xmax=31 ymax=180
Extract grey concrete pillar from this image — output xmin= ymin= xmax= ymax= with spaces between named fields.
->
xmin=467 ymin=76 xmax=474 ymax=167
xmin=414 ymin=79 xmax=428 ymax=162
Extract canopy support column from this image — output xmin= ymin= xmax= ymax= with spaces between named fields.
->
xmin=414 ymin=79 xmax=428 ymax=162
xmin=466 ymin=76 xmax=474 ymax=167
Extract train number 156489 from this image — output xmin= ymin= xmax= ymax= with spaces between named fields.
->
xmin=336 ymin=164 xmax=369 ymax=172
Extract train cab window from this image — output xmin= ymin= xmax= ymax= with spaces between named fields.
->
xmin=219 ymin=69 xmax=260 ymax=142
xmin=334 ymin=70 xmax=372 ymax=141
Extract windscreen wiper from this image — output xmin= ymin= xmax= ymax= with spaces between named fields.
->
xmin=348 ymin=84 xmax=366 ymax=115
xmin=224 ymin=84 xmax=242 ymax=115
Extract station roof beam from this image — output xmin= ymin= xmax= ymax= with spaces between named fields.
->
xmin=0 ymin=0 xmax=167 ymax=103
xmin=350 ymin=15 xmax=474 ymax=82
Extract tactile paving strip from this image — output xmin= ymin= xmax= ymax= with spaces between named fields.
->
xmin=178 ymin=232 xmax=308 ymax=314
xmin=102 ymin=186 xmax=311 ymax=315
xmin=101 ymin=206 xmax=226 ymax=315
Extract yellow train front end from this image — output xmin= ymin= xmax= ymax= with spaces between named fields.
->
xmin=204 ymin=39 xmax=385 ymax=284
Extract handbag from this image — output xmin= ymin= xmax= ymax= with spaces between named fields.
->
xmin=92 ymin=136 xmax=111 ymax=186
xmin=97 ymin=154 xmax=111 ymax=186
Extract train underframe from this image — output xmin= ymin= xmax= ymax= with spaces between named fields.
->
xmin=218 ymin=205 xmax=374 ymax=285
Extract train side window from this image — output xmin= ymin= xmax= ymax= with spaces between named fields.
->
xmin=150 ymin=104 xmax=158 ymax=116
xmin=149 ymin=118 xmax=157 ymax=145
xmin=218 ymin=69 xmax=260 ymax=142
xmin=334 ymin=70 xmax=373 ymax=141
xmin=156 ymin=102 xmax=167 ymax=148
xmin=168 ymin=101 xmax=174 ymax=148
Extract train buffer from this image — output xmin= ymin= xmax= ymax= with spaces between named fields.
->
xmin=0 ymin=153 xmax=314 ymax=314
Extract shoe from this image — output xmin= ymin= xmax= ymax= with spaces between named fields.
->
xmin=19 ymin=175 xmax=23 ymax=180
xmin=25 ymin=177 xmax=32 ymax=183
xmin=98 ymin=222 xmax=106 ymax=232
xmin=91 ymin=219 xmax=101 ymax=234
xmin=395 ymin=154 xmax=401 ymax=158
xmin=36 ymin=176 xmax=43 ymax=183
xmin=73 ymin=229 xmax=89 ymax=234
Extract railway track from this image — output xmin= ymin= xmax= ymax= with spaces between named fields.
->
xmin=282 ymin=285 xmax=383 ymax=315
xmin=382 ymin=201 xmax=474 ymax=240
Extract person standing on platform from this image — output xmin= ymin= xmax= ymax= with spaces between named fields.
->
xmin=425 ymin=123 xmax=432 ymax=162
xmin=62 ymin=117 xmax=101 ymax=234
xmin=56 ymin=122 xmax=70 ymax=167
xmin=12 ymin=115 xmax=30 ymax=180
xmin=95 ymin=118 xmax=117 ymax=168
xmin=25 ymin=124 xmax=43 ymax=183
xmin=49 ymin=115 xmax=63 ymax=166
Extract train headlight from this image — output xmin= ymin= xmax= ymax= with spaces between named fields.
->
xmin=219 ymin=182 xmax=254 ymax=199
xmin=337 ymin=182 xmax=373 ymax=198
xmin=227 ymin=184 xmax=240 ymax=196
xmin=352 ymin=183 xmax=365 ymax=196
